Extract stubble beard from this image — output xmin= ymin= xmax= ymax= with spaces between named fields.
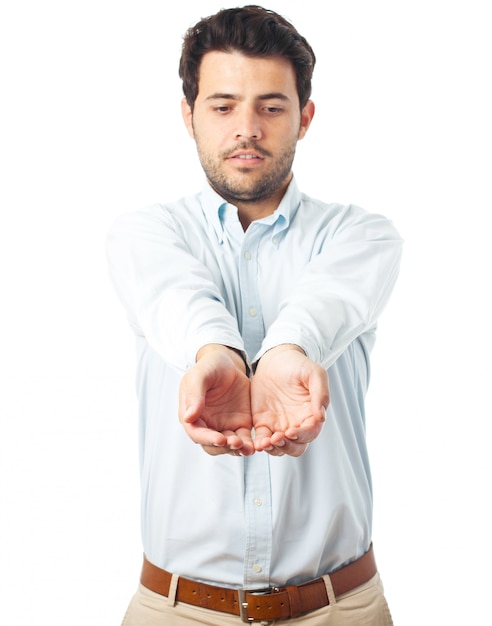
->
xmin=196 ymin=140 xmax=297 ymax=205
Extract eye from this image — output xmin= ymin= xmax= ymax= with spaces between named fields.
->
xmin=214 ymin=105 xmax=232 ymax=113
xmin=263 ymin=106 xmax=283 ymax=114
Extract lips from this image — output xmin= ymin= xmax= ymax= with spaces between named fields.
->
xmin=228 ymin=150 xmax=264 ymax=161
xmin=224 ymin=143 xmax=272 ymax=161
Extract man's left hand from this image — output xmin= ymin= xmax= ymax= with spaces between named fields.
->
xmin=251 ymin=345 xmax=329 ymax=457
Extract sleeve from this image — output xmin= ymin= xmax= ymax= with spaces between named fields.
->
xmin=255 ymin=205 xmax=403 ymax=369
xmin=106 ymin=205 xmax=247 ymax=373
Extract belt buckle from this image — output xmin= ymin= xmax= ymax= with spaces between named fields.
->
xmin=238 ymin=588 xmax=278 ymax=623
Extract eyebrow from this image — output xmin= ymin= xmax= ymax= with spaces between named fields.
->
xmin=204 ymin=92 xmax=291 ymax=102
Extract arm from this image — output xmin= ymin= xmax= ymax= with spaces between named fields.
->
xmin=106 ymin=205 xmax=247 ymax=373
xmin=256 ymin=206 xmax=403 ymax=369
xmin=250 ymin=207 xmax=402 ymax=456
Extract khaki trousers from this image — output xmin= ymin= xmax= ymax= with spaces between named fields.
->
xmin=121 ymin=573 xmax=393 ymax=625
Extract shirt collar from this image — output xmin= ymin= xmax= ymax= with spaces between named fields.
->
xmin=199 ymin=178 xmax=302 ymax=244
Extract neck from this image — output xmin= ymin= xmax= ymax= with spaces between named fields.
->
xmin=210 ymin=174 xmax=292 ymax=231
xmin=235 ymin=197 xmax=282 ymax=230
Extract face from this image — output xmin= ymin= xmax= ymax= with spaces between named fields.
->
xmin=182 ymin=51 xmax=314 ymax=215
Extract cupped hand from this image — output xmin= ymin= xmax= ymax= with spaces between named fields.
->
xmin=178 ymin=345 xmax=255 ymax=456
xmin=251 ymin=345 xmax=329 ymax=457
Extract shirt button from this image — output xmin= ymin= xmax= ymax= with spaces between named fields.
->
xmin=249 ymin=307 xmax=257 ymax=317
xmin=253 ymin=497 xmax=263 ymax=507
xmin=253 ymin=564 xmax=263 ymax=573
xmin=244 ymin=251 xmax=252 ymax=260
xmin=272 ymin=236 xmax=279 ymax=245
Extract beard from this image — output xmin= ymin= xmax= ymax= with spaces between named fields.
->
xmin=195 ymin=140 xmax=297 ymax=205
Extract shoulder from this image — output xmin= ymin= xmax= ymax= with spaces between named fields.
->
xmin=298 ymin=192 xmax=401 ymax=241
xmin=108 ymin=193 xmax=204 ymax=237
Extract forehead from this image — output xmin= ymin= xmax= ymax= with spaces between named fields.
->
xmin=196 ymin=50 xmax=298 ymax=98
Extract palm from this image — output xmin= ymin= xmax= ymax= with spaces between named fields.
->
xmin=195 ymin=370 xmax=252 ymax=433
xmin=252 ymin=376 xmax=314 ymax=432
xmin=251 ymin=347 xmax=328 ymax=455
xmin=179 ymin=349 xmax=254 ymax=454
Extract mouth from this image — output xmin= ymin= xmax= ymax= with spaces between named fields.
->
xmin=233 ymin=154 xmax=263 ymax=160
xmin=226 ymin=149 xmax=267 ymax=167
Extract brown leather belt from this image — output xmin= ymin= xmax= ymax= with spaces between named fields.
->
xmin=140 ymin=545 xmax=377 ymax=622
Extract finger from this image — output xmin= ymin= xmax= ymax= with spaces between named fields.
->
xmin=202 ymin=444 xmax=235 ymax=456
xmin=253 ymin=424 xmax=275 ymax=452
xmin=202 ymin=445 xmax=253 ymax=457
xmin=226 ymin=428 xmax=255 ymax=456
xmin=262 ymin=433 xmax=286 ymax=456
xmin=264 ymin=446 xmax=285 ymax=457
xmin=284 ymin=414 xmax=325 ymax=443
xmin=264 ymin=438 xmax=309 ymax=457
xmin=270 ymin=432 xmax=287 ymax=446
xmin=200 ymin=430 xmax=255 ymax=457
xmin=182 ymin=421 xmax=227 ymax=447
xmin=268 ymin=437 xmax=309 ymax=457
xmin=282 ymin=441 xmax=309 ymax=457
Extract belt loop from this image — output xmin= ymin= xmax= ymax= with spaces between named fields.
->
xmin=167 ymin=573 xmax=179 ymax=607
xmin=322 ymin=574 xmax=337 ymax=606
xmin=286 ymin=585 xmax=302 ymax=618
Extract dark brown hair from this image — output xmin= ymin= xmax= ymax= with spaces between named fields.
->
xmin=179 ymin=5 xmax=316 ymax=110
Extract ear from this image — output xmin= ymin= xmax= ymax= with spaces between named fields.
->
xmin=298 ymin=100 xmax=315 ymax=140
xmin=181 ymin=98 xmax=195 ymax=138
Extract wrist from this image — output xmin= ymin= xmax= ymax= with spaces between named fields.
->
xmin=267 ymin=344 xmax=306 ymax=356
xmin=196 ymin=344 xmax=250 ymax=376
xmin=253 ymin=344 xmax=306 ymax=372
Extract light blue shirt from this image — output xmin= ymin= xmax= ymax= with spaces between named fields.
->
xmin=106 ymin=178 xmax=402 ymax=589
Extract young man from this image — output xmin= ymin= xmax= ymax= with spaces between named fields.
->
xmin=107 ymin=6 xmax=402 ymax=625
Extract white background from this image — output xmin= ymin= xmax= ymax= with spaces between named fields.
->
xmin=1 ymin=1 xmax=491 ymax=624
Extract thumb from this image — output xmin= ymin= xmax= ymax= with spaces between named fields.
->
xmin=307 ymin=366 xmax=330 ymax=419
xmin=178 ymin=368 xmax=207 ymax=424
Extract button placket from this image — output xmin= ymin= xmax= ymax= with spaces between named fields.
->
xmin=237 ymin=226 xmax=265 ymax=358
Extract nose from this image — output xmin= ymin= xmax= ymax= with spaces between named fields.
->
xmin=234 ymin=108 xmax=262 ymax=141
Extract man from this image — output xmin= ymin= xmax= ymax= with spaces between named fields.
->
xmin=107 ymin=6 xmax=402 ymax=625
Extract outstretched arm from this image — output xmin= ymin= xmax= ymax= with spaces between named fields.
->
xmin=251 ymin=345 xmax=329 ymax=457
xmin=106 ymin=206 xmax=246 ymax=373
xmin=257 ymin=206 xmax=403 ymax=371
xmin=178 ymin=344 xmax=255 ymax=456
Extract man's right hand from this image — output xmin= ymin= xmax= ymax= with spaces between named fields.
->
xmin=178 ymin=344 xmax=255 ymax=456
